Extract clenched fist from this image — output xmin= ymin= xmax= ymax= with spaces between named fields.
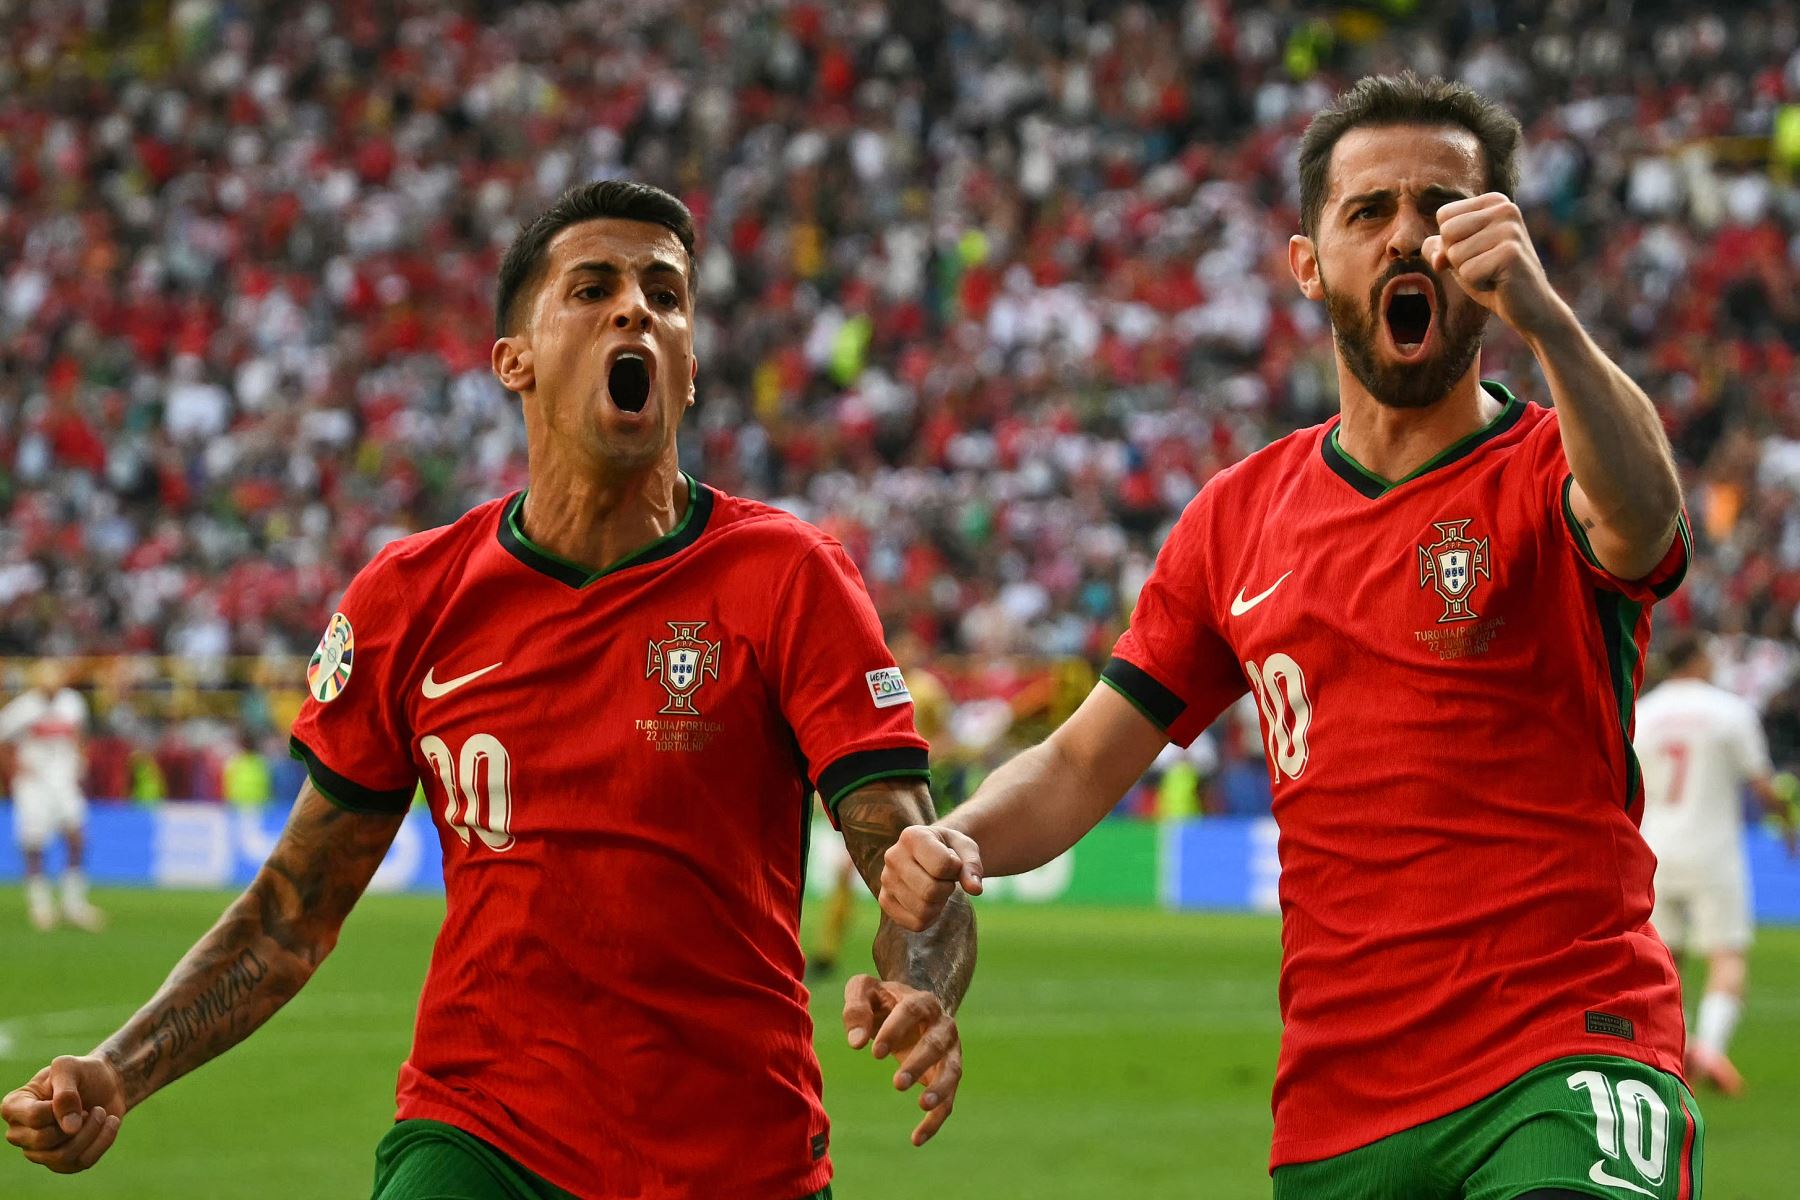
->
xmin=3 ymin=1054 xmax=128 ymax=1174
xmin=1420 ymin=192 xmax=1566 ymax=339
xmin=879 ymin=824 xmax=984 ymax=932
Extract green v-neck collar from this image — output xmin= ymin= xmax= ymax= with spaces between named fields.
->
xmin=1322 ymin=380 xmax=1523 ymax=500
xmin=497 ymin=475 xmax=712 ymax=588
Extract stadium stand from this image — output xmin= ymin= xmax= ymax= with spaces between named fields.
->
xmin=6 ymin=0 xmax=1800 ymax=803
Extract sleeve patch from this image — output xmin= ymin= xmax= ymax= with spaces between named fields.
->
xmin=865 ymin=667 xmax=913 ymax=709
xmin=307 ymin=612 xmax=356 ymax=703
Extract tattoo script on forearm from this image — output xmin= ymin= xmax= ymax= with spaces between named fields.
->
xmin=839 ymin=781 xmax=977 ymax=1011
xmin=97 ymin=782 xmax=402 ymax=1107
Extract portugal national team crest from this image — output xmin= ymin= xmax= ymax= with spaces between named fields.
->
xmin=1417 ymin=519 xmax=1492 ymax=623
xmin=646 ymin=621 xmax=721 ymax=715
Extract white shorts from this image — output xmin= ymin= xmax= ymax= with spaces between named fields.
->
xmin=1652 ymin=862 xmax=1753 ymax=955
xmin=12 ymin=782 xmax=87 ymax=851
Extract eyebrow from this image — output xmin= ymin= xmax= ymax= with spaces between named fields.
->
xmin=565 ymin=259 xmax=688 ymax=283
xmin=1339 ymin=184 xmax=1472 ymax=214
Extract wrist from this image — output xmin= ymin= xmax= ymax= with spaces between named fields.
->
xmin=1517 ymin=292 xmax=1581 ymax=354
xmin=93 ymin=1046 xmax=136 ymax=1113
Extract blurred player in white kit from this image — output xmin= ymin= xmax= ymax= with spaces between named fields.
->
xmin=1636 ymin=632 xmax=1796 ymax=1095
xmin=0 ymin=661 xmax=104 ymax=932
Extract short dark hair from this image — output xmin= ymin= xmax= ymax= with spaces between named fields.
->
xmin=1662 ymin=630 xmax=1710 ymax=675
xmin=494 ymin=180 xmax=697 ymax=337
xmin=1297 ymin=73 xmax=1522 ymax=239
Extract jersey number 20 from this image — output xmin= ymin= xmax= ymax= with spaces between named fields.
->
xmin=420 ymin=733 xmax=516 ymax=852
xmin=1245 ymin=654 xmax=1312 ymax=782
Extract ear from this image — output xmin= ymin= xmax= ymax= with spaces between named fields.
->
xmin=687 ymin=354 xmax=698 ymax=409
xmin=492 ymin=335 xmax=534 ymax=394
xmin=1289 ymin=234 xmax=1325 ymax=302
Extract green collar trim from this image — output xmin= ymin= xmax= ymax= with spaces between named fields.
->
xmin=497 ymin=475 xmax=711 ymax=588
xmin=1322 ymin=381 xmax=1523 ymax=500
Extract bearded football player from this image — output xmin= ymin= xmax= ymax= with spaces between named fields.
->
xmin=3 ymin=181 xmax=975 ymax=1199
xmin=880 ymin=74 xmax=1701 ymax=1199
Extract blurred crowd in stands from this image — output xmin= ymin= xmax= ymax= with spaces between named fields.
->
xmin=9 ymin=0 xmax=1800 ymax=808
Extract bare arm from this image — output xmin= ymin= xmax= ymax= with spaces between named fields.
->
xmin=1532 ymin=310 xmax=1684 ymax=581
xmin=838 ymin=780 xmax=976 ymax=1011
xmin=1422 ymin=193 xmax=1682 ymax=581
xmin=945 ymin=684 xmax=1167 ymax=876
xmin=99 ymin=781 xmax=403 ymax=1104
xmin=1750 ymin=773 xmax=1800 ymax=855
xmin=878 ymin=684 xmax=1166 ymax=934
xmin=836 ymin=778 xmax=976 ymax=1146
xmin=4 ymin=779 xmax=401 ymax=1173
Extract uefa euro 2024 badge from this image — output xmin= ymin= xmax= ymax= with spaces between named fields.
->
xmin=308 ymin=612 xmax=355 ymax=702
xmin=645 ymin=621 xmax=722 ymax=716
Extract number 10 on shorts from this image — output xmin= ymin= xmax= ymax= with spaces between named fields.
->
xmin=1567 ymin=1069 xmax=1668 ymax=1191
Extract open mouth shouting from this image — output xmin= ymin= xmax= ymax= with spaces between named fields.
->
xmin=1380 ymin=272 xmax=1439 ymax=363
xmin=605 ymin=345 xmax=657 ymax=415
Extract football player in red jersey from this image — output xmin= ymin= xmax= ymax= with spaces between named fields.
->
xmin=2 ymin=181 xmax=975 ymax=1200
xmin=881 ymin=74 xmax=1703 ymax=1200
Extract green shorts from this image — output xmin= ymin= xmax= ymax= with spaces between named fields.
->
xmin=370 ymin=1119 xmax=835 ymax=1200
xmin=1272 ymin=1056 xmax=1702 ymax=1200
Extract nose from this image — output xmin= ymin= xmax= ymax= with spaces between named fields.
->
xmin=610 ymin=284 xmax=653 ymax=331
xmin=1386 ymin=201 xmax=1432 ymax=261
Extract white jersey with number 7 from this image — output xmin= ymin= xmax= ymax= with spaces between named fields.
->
xmin=1635 ymin=677 xmax=1769 ymax=870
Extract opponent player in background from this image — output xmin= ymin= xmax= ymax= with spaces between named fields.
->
xmin=1636 ymin=631 xmax=1798 ymax=1097
xmin=884 ymin=74 xmax=1702 ymax=1199
xmin=3 ymin=182 xmax=975 ymax=1198
xmin=0 ymin=661 xmax=104 ymax=933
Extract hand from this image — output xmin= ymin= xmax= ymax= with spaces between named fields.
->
xmin=842 ymin=975 xmax=964 ymax=1147
xmin=879 ymin=824 xmax=984 ymax=932
xmin=3 ymin=1055 xmax=127 ymax=1173
xmin=1421 ymin=193 xmax=1565 ymax=339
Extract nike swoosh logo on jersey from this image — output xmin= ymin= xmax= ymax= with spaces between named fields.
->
xmin=1230 ymin=571 xmax=1293 ymax=617
xmin=1587 ymin=1160 xmax=1657 ymax=1197
xmin=421 ymin=662 xmax=503 ymax=699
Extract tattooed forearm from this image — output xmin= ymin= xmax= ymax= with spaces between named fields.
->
xmin=839 ymin=781 xmax=977 ymax=1012
xmin=95 ymin=781 xmax=402 ymax=1107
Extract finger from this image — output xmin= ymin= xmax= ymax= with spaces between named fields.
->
xmin=1432 ymin=192 xmax=1506 ymax=226
xmin=911 ymin=1095 xmax=955 ymax=1147
xmin=6 ymin=1116 xmax=70 ymax=1153
xmin=46 ymin=1060 xmax=86 ymax=1136
xmin=887 ymin=877 xmax=953 ymax=931
xmin=918 ymin=1049 xmax=964 ymax=1111
xmin=49 ymin=1106 xmax=107 ymax=1165
xmin=872 ymin=992 xmax=941 ymax=1061
xmin=877 ymin=886 xmax=929 ymax=932
xmin=895 ymin=1021 xmax=958 ymax=1089
xmin=1441 ymin=224 xmax=1514 ymax=273
xmin=2 ymin=1088 xmax=56 ymax=1128
xmin=1450 ymin=245 xmax=1515 ymax=293
xmin=1421 ymin=234 xmax=1447 ymax=273
xmin=1434 ymin=202 xmax=1514 ymax=246
xmin=75 ymin=1111 xmax=121 ymax=1170
xmin=902 ymin=831 xmax=966 ymax=882
xmin=842 ymin=974 xmax=882 ymax=1049
xmin=942 ymin=830 xmax=984 ymax=894
xmin=879 ymin=873 xmax=949 ymax=932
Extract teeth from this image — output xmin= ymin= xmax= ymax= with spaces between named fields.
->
xmin=619 ymin=352 xmax=645 ymax=364
xmin=1396 ymin=285 xmax=1424 ymax=297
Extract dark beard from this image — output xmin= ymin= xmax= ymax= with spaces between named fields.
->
xmin=1324 ymin=260 xmax=1488 ymax=410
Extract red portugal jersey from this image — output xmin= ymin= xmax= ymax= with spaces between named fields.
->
xmin=289 ymin=476 xmax=929 ymax=1199
xmin=1103 ymin=384 xmax=1692 ymax=1168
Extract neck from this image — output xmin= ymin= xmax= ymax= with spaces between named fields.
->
xmin=1332 ymin=361 xmax=1499 ymax=484
xmin=519 ymin=452 xmax=688 ymax=574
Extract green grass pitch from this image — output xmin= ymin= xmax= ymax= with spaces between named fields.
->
xmin=1 ymin=888 xmax=1796 ymax=1198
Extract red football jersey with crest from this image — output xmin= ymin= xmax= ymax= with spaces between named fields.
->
xmin=289 ymin=476 xmax=929 ymax=1199
xmin=1103 ymin=384 xmax=1693 ymax=1168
